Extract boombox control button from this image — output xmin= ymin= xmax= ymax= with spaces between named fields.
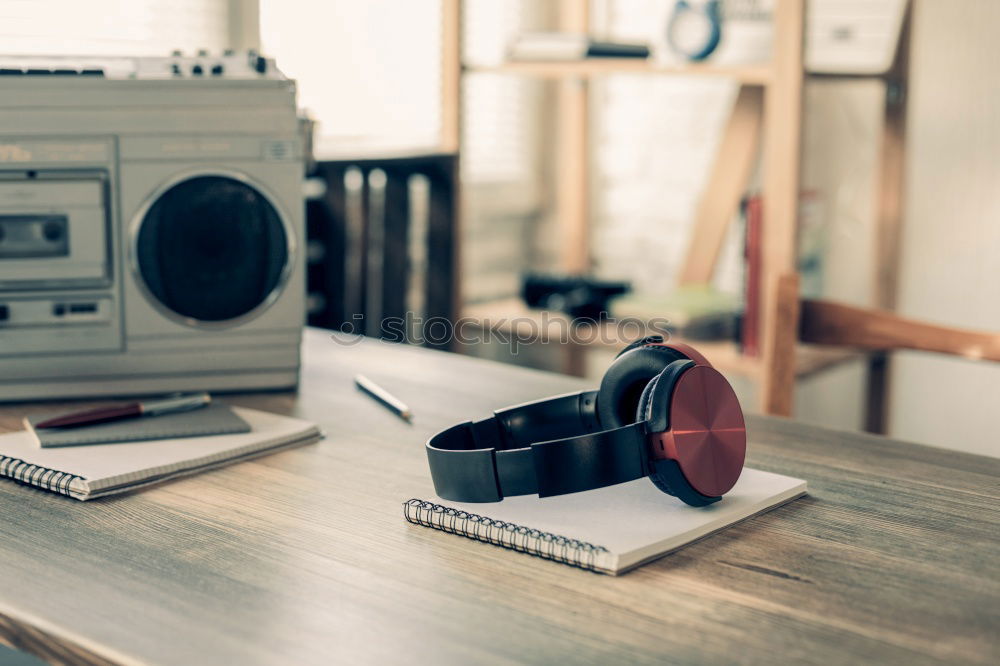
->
xmin=211 ymin=64 xmax=224 ymax=76
xmin=43 ymin=221 xmax=64 ymax=242
xmin=191 ymin=64 xmax=204 ymax=76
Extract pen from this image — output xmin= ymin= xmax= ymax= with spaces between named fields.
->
xmin=354 ymin=374 xmax=412 ymax=423
xmin=35 ymin=393 xmax=212 ymax=429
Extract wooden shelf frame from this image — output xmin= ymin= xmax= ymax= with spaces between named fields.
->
xmin=442 ymin=0 xmax=805 ymax=405
xmin=442 ymin=0 xmax=914 ymax=425
xmin=463 ymin=60 xmax=773 ymax=85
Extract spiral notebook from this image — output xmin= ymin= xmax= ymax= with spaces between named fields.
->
xmin=0 ymin=407 xmax=320 ymax=500
xmin=405 ymin=468 xmax=806 ymax=575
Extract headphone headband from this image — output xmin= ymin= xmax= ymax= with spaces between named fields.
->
xmin=426 ymin=392 xmax=649 ymax=502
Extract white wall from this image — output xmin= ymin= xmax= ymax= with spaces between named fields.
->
xmin=260 ymin=0 xmax=442 ymax=154
xmin=888 ymin=0 xmax=1000 ymax=458
xmin=0 ymin=0 xmax=231 ymax=55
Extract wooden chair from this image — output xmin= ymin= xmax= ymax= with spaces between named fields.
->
xmin=800 ymin=300 xmax=1000 ymax=364
xmin=800 ymin=295 xmax=1000 ymax=429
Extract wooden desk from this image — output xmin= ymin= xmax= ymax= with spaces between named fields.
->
xmin=1 ymin=329 xmax=997 ymax=665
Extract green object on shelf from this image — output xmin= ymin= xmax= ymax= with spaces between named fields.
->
xmin=611 ymin=286 xmax=740 ymax=341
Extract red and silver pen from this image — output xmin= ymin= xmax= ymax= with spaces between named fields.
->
xmin=35 ymin=393 xmax=212 ymax=429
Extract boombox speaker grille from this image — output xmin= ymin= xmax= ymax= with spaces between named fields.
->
xmin=136 ymin=175 xmax=288 ymax=323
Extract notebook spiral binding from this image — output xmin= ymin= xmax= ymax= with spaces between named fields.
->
xmin=0 ymin=455 xmax=83 ymax=495
xmin=403 ymin=499 xmax=610 ymax=573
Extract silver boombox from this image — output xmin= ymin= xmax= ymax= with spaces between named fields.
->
xmin=0 ymin=53 xmax=305 ymax=401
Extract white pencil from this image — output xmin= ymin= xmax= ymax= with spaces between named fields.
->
xmin=354 ymin=374 xmax=412 ymax=423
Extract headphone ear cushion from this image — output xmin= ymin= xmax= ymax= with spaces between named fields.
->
xmin=649 ymin=460 xmax=721 ymax=507
xmin=648 ymin=467 xmax=681 ymax=499
xmin=635 ymin=372 xmax=661 ymax=425
xmin=597 ymin=345 xmax=688 ymax=429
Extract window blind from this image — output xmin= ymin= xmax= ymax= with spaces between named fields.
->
xmin=260 ymin=0 xmax=442 ymax=156
xmin=0 ymin=0 xmax=231 ymax=56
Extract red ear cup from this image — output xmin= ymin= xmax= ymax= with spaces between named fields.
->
xmin=635 ymin=361 xmax=721 ymax=505
xmin=602 ymin=339 xmax=746 ymax=504
xmin=649 ymin=365 xmax=746 ymax=498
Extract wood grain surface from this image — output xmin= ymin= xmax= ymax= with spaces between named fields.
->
xmin=0 ymin=329 xmax=997 ymax=665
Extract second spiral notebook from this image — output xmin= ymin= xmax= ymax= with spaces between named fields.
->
xmin=405 ymin=468 xmax=806 ymax=575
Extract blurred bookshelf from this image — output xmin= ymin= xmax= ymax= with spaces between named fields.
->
xmin=441 ymin=0 xmax=911 ymax=425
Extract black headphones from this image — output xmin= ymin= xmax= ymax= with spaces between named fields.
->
xmin=426 ymin=336 xmax=746 ymax=507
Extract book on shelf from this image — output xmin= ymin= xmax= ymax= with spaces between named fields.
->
xmin=742 ymin=194 xmax=763 ymax=357
xmin=508 ymin=33 xmax=650 ymax=62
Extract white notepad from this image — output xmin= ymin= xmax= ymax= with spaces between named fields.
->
xmin=405 ymin=468 xmax=806 ymax=575
xmin=0 ymin=407 xmax=321 ymax=500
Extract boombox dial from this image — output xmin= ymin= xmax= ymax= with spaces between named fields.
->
xmin=134 ymin=174 xmax=291 ymax=326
